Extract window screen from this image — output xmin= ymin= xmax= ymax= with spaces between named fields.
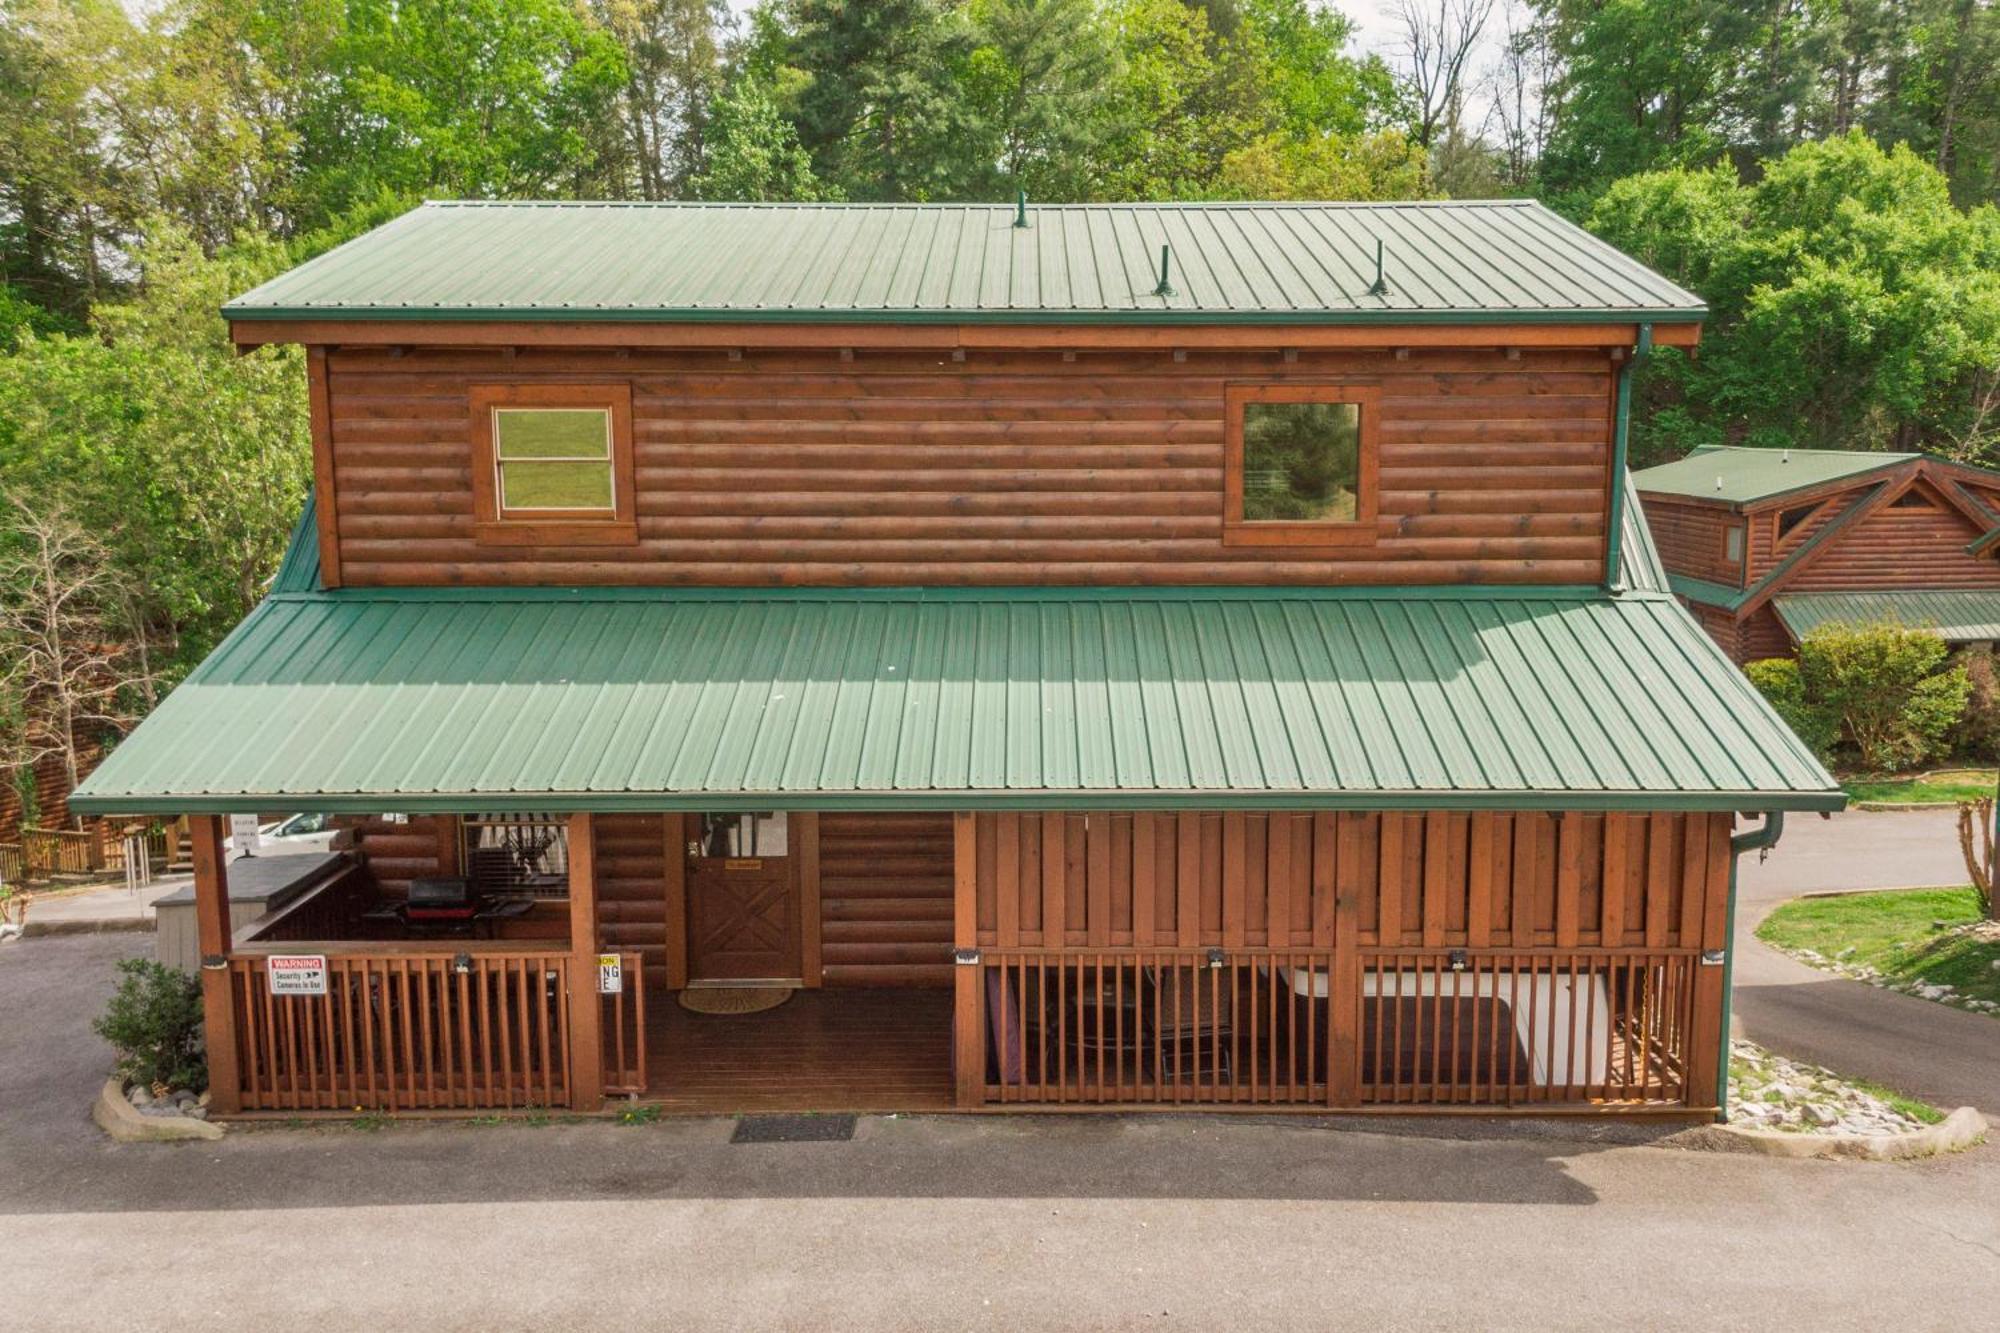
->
xmin=461 ymin=815 xmax=570 ymax=898
xmin=493 ymin=408 xmax=614 ymax=513
xmin=1237 ymin=400 xmax=1363 ymax=524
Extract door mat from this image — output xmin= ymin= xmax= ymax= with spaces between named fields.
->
xmin=678 ymin=986 xmax=792 ymax=1016
xmin=731 ymin=1114 xmax=857 ymax=1144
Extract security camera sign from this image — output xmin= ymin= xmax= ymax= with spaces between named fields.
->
xmin=267 ymin=955 xmax=328 ymax=996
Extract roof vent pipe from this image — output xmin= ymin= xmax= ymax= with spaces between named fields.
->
xmin=1153 ymin=244 xmax=1175 ymax=297
xmin=1014 ymin=188 xmax=1029 ymax=229
xmin=1782 ymin=448 xmax=1790 ymax=463
xmin=1369 ymin=238 xmax=1389 ymax=296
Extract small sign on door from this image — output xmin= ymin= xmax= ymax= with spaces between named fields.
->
xmin=598 ymin=953 xmax=624 ymax=994
xmin=267 ymin=954 xmax=328 ymax=997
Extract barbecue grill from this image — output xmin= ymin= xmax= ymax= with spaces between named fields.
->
xmin=406 ymin=876 xmax=477 ymax=927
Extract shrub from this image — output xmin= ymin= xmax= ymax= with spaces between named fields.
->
xmin=1953 ymin=646 xmax=2000 ymax=760
xmin=92 ymin=958 xmax=205 ymax=1092
xmin=1793 ymin=621 xmax=1971 ymax=772
xmin=1746 ymin=657 xmax=1838 ymax=759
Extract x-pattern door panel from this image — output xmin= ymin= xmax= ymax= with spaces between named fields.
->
xmin=687 ymin=858 xmax=796 ymax=982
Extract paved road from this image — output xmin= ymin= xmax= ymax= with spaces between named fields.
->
xmin=3 ymin=934 xmax=1997 ymax=1331
xmin=1732 ymin=808 xmax=2000 ymax=1114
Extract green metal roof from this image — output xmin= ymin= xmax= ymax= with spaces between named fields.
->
xmin=72 ymin=575 xmax=1838 ymax=817
xmin=223 ymin=200 xmax=1706 ymax=326
xmin=1668 ymin=574 xmax=1744 ymax=610
xmin=1775 ymin=591 xmax=2000 ymax=643
xmin=1618 ymin=476 xmax=1670 ymax=593
xmin=1634 ymin=447 xmax=1915 ymax=506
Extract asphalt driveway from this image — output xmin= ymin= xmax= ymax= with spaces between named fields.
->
xmin=1732 ymin=808 xmax=2000 ymax=1114
xmin=3 ymin=934 xmax=1996 ymax=1331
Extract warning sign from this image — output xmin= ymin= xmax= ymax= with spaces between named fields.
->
xmin=267 ymin=955 xmax=328 ymax=997
xmin=597 ymin=953 xmax=624 ymax=994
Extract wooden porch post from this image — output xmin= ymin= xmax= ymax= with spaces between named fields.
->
xmin=951 ymin=811 xmax=984 ymax=1107
xmin=566 ymin=813 xmax=604 ymax=1113
xmin=189 ymin=815 xmax=241 ymax=1115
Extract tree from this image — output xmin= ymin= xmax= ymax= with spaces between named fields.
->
xmin=588 ymin=0 xmax=727 ymax=199
xmin=0 ymin=495 xmax=153 ymax=827
xmin=960 ymin=0 xmax=1123 ymax=200
xmin=1588 ymin=135 xmax=2000 ymax=460
xmin=0 ymin=220 xmax=310 ymax=678
xmin=1392 ymin=0 xmax=1494 ymax=151
xmin=788 ymin=0 xmax=977 ymax=200
xmin=689 ymin=73 xmax=838 ymax=200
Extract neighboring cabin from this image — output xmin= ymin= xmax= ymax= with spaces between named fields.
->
xmin=1636 ymin=447 xmax=2000 ymax=663
xmin=72 ymin=201 xmax=1838 ymax=1123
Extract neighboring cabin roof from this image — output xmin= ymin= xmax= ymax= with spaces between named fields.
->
xmin=1775 ymin=591 xmax=2000 ymax=643
xmin=222 ymin=200 xmax=1707 ymax=327
xmin=1634 ymin=446 xmax=1917 ymax=507
xmin=70 ymin=505 xmax=1838 ymax=817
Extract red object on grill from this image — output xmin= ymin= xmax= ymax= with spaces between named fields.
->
xmin=406 ymin=876 xmax=476 ymax=923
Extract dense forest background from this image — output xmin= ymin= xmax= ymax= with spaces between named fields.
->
xmin=0 ymin=0 xmax=1997 ymax=817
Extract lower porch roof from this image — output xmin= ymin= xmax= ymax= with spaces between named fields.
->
xmin=1774 ymin=590 xmax=2000 ymax=644
xmin=72 ymin=581 xmax=1841 ymax=816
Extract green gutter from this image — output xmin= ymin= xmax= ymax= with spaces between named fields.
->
xmin=69 ymin=787 xmax=1847 ymax=818
xmin=271 ymin=582 xmax=1627 ymax=608
xmin=1604 ymin=324 xmax=1652 ymax=591
xmin=1718 ymin=812 xmax=1785 ymax=1121
xmin=222 ymin=305 xmax=1708 ymax=328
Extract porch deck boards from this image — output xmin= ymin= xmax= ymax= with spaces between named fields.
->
xmin=642 ymin=988 xmax=954 ymax=1113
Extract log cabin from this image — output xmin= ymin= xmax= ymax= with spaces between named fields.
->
xmin=1635 ymin=447 xmax=2000 ymax=663
xmin=72 ymin=201 xmax=1841 ymax=1122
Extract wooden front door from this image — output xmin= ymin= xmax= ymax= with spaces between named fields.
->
xmin=686 ymin=813 xmax=798 ymax=983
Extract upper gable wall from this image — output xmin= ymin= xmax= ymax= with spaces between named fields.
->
xmin=314 ymin=339 xmax=1617 ymax=588
xmin=1782 ymin=487 xmax=2000 ymax=592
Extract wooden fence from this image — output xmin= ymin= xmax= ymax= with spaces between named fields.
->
xmin=972 ymin=946 xmax=1699 ymax=1110
xmin=226 ymin=949 xmax=646 ymax=1112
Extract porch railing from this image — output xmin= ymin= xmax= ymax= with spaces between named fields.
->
xmin=1357 ymin=949 xmax=1697 ymax=1108
xmin=978 ymin=949 xmax=1336 ymax=1107
xmin=974 ymin=947 xmax=1698 ymax=1110
xmin=225 ymin=949 xmax=648 ymax=1113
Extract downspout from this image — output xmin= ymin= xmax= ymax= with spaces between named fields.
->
xmin=1716 ymin=811 xmax=1784 ymax=1121
xmin=1603 ymin=322 xmax=1654 ymax=592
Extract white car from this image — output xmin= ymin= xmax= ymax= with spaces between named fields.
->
xmin=224 ymin=812 xmax=348 ymax=858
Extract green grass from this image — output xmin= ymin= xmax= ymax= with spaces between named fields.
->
xmin=1842 ymin=768 xmax=1999 ymax=804
xmin=1847 ymin=1075 xmax=1949 ymax=1125
xmin=614 ymin=1102 xmax=661 ymax=1126
xmin=1757 ymin=886 xmax=2000 ymax=1010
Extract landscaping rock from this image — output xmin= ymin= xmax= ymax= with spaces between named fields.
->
xmin=92 ymin=1079 xmax=223 ymax=1143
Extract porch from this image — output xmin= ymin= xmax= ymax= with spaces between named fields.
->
xmin=182 ymin=807 xmax=1741 ymax=1120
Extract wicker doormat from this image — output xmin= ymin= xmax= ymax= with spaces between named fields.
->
xmin=679 ymin=986 xmax=792 ymax=1016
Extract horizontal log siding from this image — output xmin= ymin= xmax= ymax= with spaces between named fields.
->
xmin=819 ymin=812 xmax=954 ymax=987
xmin=1643 ymin=497 xmax=1741 ymax=586
xmin=595 ymin=813 xmax=669 ymax=985
xmin=1685 ymin=601 xmax=1741 ymax=660
xmin=1783 ymin=502 xmax=2000 ymax=591
xmin=323 ymin=344 xmax=1614 ymax=586
xmin=342 ymin=815 xmax=447 ymax=897
xmin=972 ymin=811 xmax=1730 ymax=953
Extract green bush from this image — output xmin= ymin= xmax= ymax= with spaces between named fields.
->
xmin=92 ymin=958 xmax=205 ymax=1092
xmin=1784 ymin=622 xmax=1971 ymax=772
xmin=1747 ymin=656 xmax=1838 ymax=758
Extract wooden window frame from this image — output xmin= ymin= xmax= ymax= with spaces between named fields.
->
xmin=1222 ymin=383 xmax=1380 ymax=547
xmin=469 ymin=383 xmax=636 ymax=546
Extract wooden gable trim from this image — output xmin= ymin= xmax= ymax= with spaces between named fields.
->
xmin=1735 ymin=459 xmax=1917 ymax=518
xmin=1736 ymin=478 xmax=1902 ymax=619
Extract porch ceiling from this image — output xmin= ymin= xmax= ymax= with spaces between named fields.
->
xmin=72 ymin=583 xmax=1840 ymax=816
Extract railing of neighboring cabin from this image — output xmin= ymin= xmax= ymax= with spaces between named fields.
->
xmin=973 ymin=947 xmax=1699 ymax=1110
